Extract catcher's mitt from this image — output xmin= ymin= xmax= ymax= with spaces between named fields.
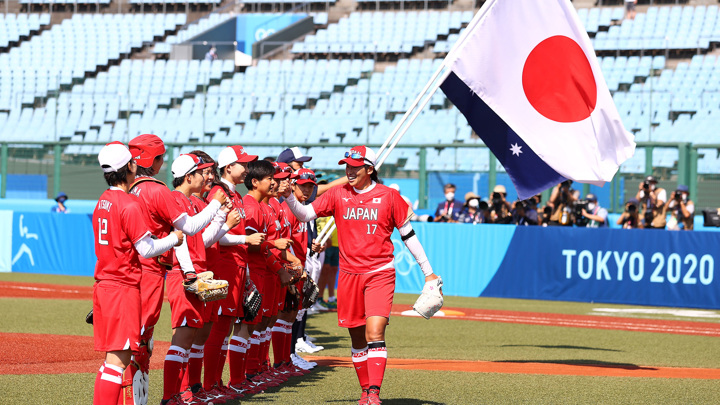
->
xmin=283 ymin=285 xmax=301 ymax=312
xmin=243 ymin=282 xmax=263 ymax=322
xmin=413 ymin=276 xmax=444 ymax=319
xmin=301 ymin=277 xmax=320 ymax=308
xmin=85 ymin=308 xmax=94 ymax=325
xmin=184 ymin=271 xmax=229 ymax=303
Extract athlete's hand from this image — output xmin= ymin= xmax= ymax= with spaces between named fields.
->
xmin=311 ymin=239 xmax=325 ymax=253
xmin=276 ymin=181 xmax=288 ymax=197
xmin=279 ymin=184 xmax=292 ymax=199
xmin=424 ymin=273 xmax=442 ymax=295
xmin=226 ymin=209 xmax=241 ymax=229
xmin=274 ymin=238 xmax=293 ymax=250
xmin=278 ymin=268 xmax=293 ymax=286
xmin=173 ymin=230 xmax=184 ymax=247
xmin=213 ymin=191 xmax=228 ymax=205
xmin=246 ymin=233 xmax=265 ymax=246
xmin=221 ymin=203 xmax=232 ymax=214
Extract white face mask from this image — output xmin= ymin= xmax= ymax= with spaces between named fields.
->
xmin=682 ymin=194 xmax=688 ymax=202
xmin=587 ymin=203 xmax=596 ymax=211
xmin=445 ymin=192 xmax=455 ymax=201
xmin=468 ymin=199 xmax=479 ymax=208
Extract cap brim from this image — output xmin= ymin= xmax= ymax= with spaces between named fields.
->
xmin=197 ymin=162 xmax=214 ymax=170
xmin=238 ymin=154 xmax=258 ymax=163
xmin=296 ymin=179 xmax=317 ymax=185
xmin=274 ymin=173 xmax=291 ymax=179
xmin=295 ymin=156 xmax=312 ymax=162
xmin=339 ymin=158 xmax=366 ymax=167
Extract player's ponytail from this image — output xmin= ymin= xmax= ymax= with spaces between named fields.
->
xmin=367 ymin=165 xmax=380 ymax=183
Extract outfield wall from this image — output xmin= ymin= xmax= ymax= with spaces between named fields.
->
xmin=3 ymin=211 xmax=719 ymax=309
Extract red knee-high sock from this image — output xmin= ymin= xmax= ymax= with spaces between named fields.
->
xmin=283 ymin=321 xmax=294 ymax=363
xmin=217 ymin=336 xmax=229 ymax=385
xmin=163 ymin=345 xmax=187 ymax=400
xmin=93 ymin=362 xmax=124 ymax=404
xmin=245 ymin=331 xmax=262 ymax=375
xmin=228 ymin=336 xmax=249 ymax=385
xmin=175 ymin=351 xmax=189 ymax=394
xmin=260 ymin=328 xmax=272 ymax=370
xmin=204 ymin=316 xmax=231 ymax=389
xmin=367 ymin=341 xmax=387 ymax=391
xmin=351 ymin=346 xmax=370 ymax=391
xmin=182 ymin=344 xmax=203 ymax=391
xmin=271 ymin=321 xmax=289 ymax=367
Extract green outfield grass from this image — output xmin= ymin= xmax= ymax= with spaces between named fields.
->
xmin=2 ymin=272 xmax=720 ymax=404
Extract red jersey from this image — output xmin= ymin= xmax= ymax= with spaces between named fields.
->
xmin=283 ymin=200 xmax=308 ymax=265
xmin=311 ymin=183 xmax=410 ymax=274
xmin=243 ymin=194 xmax=269 ymax=274
xmin=129 ymin=178 xmax=186 ymax=275
xmin=269 ymin=197 xmax=293 ymax=239
xmin=170 ymin=191 xmax=206 ymax=273
xmin=206 ymin=183 xmax=247 ymax=269
xmin=191 ymin=194 xmax=219 ymax=264
xmin=93 ymin=188 xmax=151 ymax=287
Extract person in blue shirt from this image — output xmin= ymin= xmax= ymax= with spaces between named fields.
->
xmin=434 ymin=183 xmax=463 ymax=222
xmin=51 ymin=192 xmax=70 ymax=213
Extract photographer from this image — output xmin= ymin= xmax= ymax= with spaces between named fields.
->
xmin=488 ymin=185 xmax=512 ymax=224
xmin=511 ymin=199 xmax=538 ymax=226
xmin=666 ymin=185 xmax=694 ymax=231
xmin=575 ymin=193 xmax=608 ymax=228
xmin=548 ymin=180 xmax=576 ymax=226
xmin=434 ymin=183 xmax=463 ymax=222
xmin=636 ymin=175 xmax=667 ymax=229
xmin=456 ymin=192 xmax=489 ymax=224
xmin=617 ymin=198 xmax=644 ymax=229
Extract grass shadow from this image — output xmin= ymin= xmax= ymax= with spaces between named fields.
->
xmin=325 ymin=399 xmax=446 ymax=404
xmin=497 ymin=359 xmax=657 ymax=371
xmin=232 ymin=367 xmax=337 ymax=403
xmin=499 ymin=344 xmax=623 ymax=352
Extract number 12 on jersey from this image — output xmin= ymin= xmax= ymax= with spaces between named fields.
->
xmin=367 ymin=224 xmax=377 ymax=235
xmin=98 ymin=218 xmax=109 ymax=245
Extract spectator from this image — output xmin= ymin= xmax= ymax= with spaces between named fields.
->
xmin=456 ymin=192 xmax=488 ymax=224
xmin=666 ymin=185 xmax=694 ymax=231
xmin=204 ymin=46 xmax=217 ymax=61
xmin=51 ymin=192 xmax=70 ymax=213
xmin=578 ymin=193 xmax=608 ymax=228
xmin=636 ymin=175 xmax=667 ymax=229
xmin=511 ymin=199 xmax=538 ymax=226
xmin=434 ymin=183 xmax=463 ymax=222
xmin=548 ymin=180 xmax=576 ymax=226
xmin=617 ymin=198 xmax=643 ymax=229
xmin=488 ymin=185 xmax=512 ymax=224
xmin=625 ymin=0 xmax=637 ymax=20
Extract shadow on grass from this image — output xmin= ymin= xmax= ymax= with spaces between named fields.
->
xmin=325 ymin=399 xmax=446 ymax=404
xmin=233 ymin=367 xmax=337 ymax=403
xmin=497 ymin=359 xmax=657 ymax=370
xmin=499 ymin=344 xmax=623 ymax=352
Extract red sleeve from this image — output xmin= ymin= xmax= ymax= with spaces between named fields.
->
xmin=390 ymin=189 xmax=411 ymax=229
xmin=311 ymin=185 xmax=337 ymax=218
xmin=122 ymin=199 xmax=151 ymax=244
xmin=244 ymin=198 xmax=264 ymax=234
xmin=154 ymin=185 xmax=186 ymax=224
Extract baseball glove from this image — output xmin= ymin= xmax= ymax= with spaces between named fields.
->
xmin=184 ymin=271 xmax=229 ymax=303
xmin=243 ymin=282 xmax=263 ymax=322
xmin=284 ymin=262 xmax=304 ymax=281
xmin=85 ymin=308 xmax=94 ymax=325
xmin=301 ymin=277 xmax=320 ymax=308
xmin=413 ymin=276 xmax=444 ymax=319
xmin=283 ymin=285 xmax=301 ymax=312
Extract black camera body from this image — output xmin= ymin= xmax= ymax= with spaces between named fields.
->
xmin=674 ymin=190 xmax=683 ymax=201
xmin=627 ymin=203 xmax=637 ymax=213
xmin=574 ymin=199 xmax=589 ymax=227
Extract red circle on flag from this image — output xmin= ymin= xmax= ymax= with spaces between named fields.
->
xmin=522 ymin=35 xmax=597 ymax=123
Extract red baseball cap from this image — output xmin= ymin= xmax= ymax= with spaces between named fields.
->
xmin=217 ymin=145 xmax=258 ymax=168
xmin=171 ymin=154 xmax=214 ymax=178
xmin=295 ymin=168 xmax=317 ymax=185
xmin=272 ymin=162 xmax=298 ymax=179
xmin=129 ymin=134 xmax=166 ymax=168
xmin=338 ymin=145 xmax=377 ymax=167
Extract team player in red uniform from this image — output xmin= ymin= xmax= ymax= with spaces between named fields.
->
xmin=127 ymin=135 xmax=228 ymax=395
xmin=202 ymin=145 xmax=266 ymax=400
xmin=178 ymin=150 xmax=242 ymax=403
xmin=282 ymin=146 xmax=441 ymax=405
xmin=162 ymin=153 xmax=234 ymax=405
xmin=92 ymin=142 xmax=183 ymax=405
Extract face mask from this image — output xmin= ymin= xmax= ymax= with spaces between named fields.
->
xmin=468 ymin=199 xmax=479 ymax=208
xmin=445 ymin=192 xmax=455 ymax=201
xmin=587 ymin=203 xmax=596 ymax=211
xmin=650 ymin=184 xmax=656 ymax=191
xmin=682 ymin=194 xmax=688 ymax=202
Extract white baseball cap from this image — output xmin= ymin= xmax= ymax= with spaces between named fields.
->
xmin=98 ymin=141 xmax=133 ymax=173
xmin=217 ymin=145 xmax=258 ymax=168
xmin=338 ymin=145 xmax=377 ymax=167
xmin=171 ymin=154 xmax=214 ymax=178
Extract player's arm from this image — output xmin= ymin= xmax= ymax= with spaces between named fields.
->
xmin=174 ymin=233 xmax=196 ymax=277
xmin=398 ymin=207 xmax=437 ymax=283
xmin=174 ymin=192 xmax=226 ymax=236
xmin=202 ymin=208 xmax=233 ymax=248
xmin=134 ymin=231 xmax=184 ymax=259
xmin=284 ymin=193 xmax=318 ymax=222
xmin=316 ymin=176 xmax=348 ymax=197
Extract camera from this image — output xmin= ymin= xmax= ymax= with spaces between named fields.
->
xmin=491 ymin=192 xmax=503 ymax=206
xmin=626 ymin=203 xmax=637 ymax=213
xmin=674 ymin=191 xmax=683 ymax=201
xmin=561 ymin=180 xmax=573 ymax=189
xmin=573 ymin=199 xmax=589 ymax=227
xmin=478 ymin=200 xmax=489 ymax=211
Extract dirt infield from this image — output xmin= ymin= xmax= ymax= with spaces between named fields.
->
xmin=391 ymin=305 xmax=720 ymax=337
xmin=2 ymin=332 xmax=719 ymax=380
xmin=4 ymin=282 xmax=94 ymax=300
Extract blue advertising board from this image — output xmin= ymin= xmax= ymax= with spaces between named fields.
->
xmin=236 ymin=14 xmax=306 ymax=54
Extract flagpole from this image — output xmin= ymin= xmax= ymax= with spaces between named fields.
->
xmin=314 ymin=5 xmax=490 ymax=245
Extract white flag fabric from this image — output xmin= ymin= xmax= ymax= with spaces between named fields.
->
xmin=441 ymin=0 xmax=635 ymax=198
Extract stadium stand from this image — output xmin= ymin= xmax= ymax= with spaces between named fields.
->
xmin=0 ymin=13 xmax=50 ymax=50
